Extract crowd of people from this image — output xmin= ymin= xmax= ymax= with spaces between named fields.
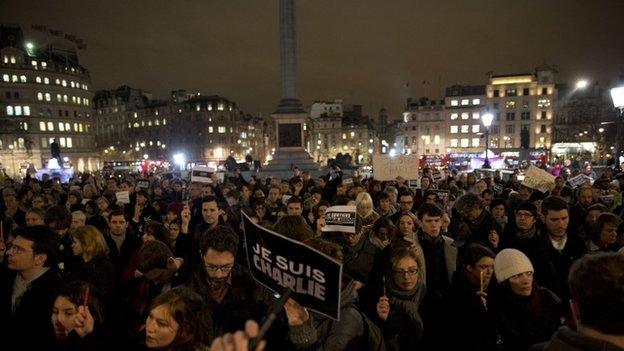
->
xmin=0 ymin=164 xmax=623 ymax=351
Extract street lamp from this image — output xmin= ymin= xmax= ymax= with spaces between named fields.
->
xmin=481 ymin=112 xmax=494 ymax=169
xmin=576 ymin=79 xmax=589 ymax=89
xmin=610 ymin=85 xmax=624 ymax=170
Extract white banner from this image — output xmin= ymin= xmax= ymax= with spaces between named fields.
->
xmin=372 ymin=154 xmax=420 ymax=181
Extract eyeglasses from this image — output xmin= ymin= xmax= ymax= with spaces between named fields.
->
xmin=392 ymin=268 xmax=419 ymax=277
xmin=516 ymin=212 xmax=534 ymax=218
xmin=204 ymin=264 xmax=234 ymax=273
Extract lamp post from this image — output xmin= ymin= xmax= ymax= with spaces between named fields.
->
xmin=610 ymin=86 xmax=624 ymax=170
xmin=481 ymin=113 xmax=494 ymax=169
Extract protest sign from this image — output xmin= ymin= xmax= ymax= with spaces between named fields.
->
xmin=281 ymin=194 xmax=292 ymax=206
xmin=521 ymin=166 xmax=555 ymax=193
xmin=432 ymin=170 xmax=444 ymax=182
xmin=322 ymin=205 xmax=357 ymax=234
xmin=600 ymin=195 xmax=615 ymax=206
xmin=433 ymin=190 xmax=450 ymax=203
xmin=568 ymin=174 xmax=592 ymax=189
xmin=408 ymin=179 xmax=420 ymax=189
xmin=372 ymin=154 xmax=419 ymax=181
xmin=242 ymin=212 xmax=343 ymax=320
xmin=116 ymin=191 xmax=130 ymax=205
xmin=342 ymin=177 xmax=354 ymax=186
xmin=190 ymin=167 xmax=213 ymax=184
xmin=136 ymin=179 xmax=150 ymax=189
xmin=492 ymin=183 xmax=503 ymax=194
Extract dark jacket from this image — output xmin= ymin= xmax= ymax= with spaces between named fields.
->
xmin=466 ymin=209 xmax=502 ymax=251
xmin=288 ymin=281 xmax=366 ymax=351
xmin=529 ymin=326 xmax=624 ymax=351
xmin=496 ymin=285 xmax=563 ymax=351
xmin=377 ymin=279 xmax=425 ymax=351
xmin=519 ymin=230 xmax=587 ymax=301
xmin=105 ymin=230 xmax=142 ymax=276
xmin=68 ymin=255 xmax=117 ymax=295
xmin=186 ymin=264 xmax=270 ymax=338
xmin=0 ymin=268 xmax=61 ymax=351
xmin=448 ymin=270 xmax=500 ymax=351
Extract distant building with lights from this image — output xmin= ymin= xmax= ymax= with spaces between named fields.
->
xmin=94 ymin=88 xmax=272 ymax=164
xmin=400 ymin=97 xmax=447 ymax=156
xmin=307 ymin=99 xmax=376 ymax=165
xmin=0 ymin=24 xmax=98 ymax=177
xmin=445 ymin=85 xmax=487 ymax=152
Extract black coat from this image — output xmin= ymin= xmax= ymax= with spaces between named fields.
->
xmin=0 ymin=268 xmax=61 ymax=351
xmin=68 ymin=255 xmax=117 ymax=295
xmin=377 ymin=280 xmax=425 ymax=351
xmin=519 ymin=230 xmax=587 ymax=301
xmin=529 ymin=326 xmax=624 ymax=351
xmin=495 ymin=285 xmax=563 ymax=351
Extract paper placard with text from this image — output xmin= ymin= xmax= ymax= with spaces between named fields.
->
xmin=372 ymin=154 xmax=420 ymax=181
xmin=521 ymin=166 xmax=555 ymax=193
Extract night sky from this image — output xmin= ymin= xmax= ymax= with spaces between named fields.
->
xmin=3 ymin=0 xmax=623 ymax=118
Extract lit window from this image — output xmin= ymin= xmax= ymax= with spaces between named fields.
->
xmin=461 ymin=125 xmax=469 ymax=133
xmin=209 ymin=126 xmax=213 ymax=133
xmin=55 ymin=79 xmax=60 ymax=85
xmin=36 ymin=77 xmax=42 ymax=83
xmin=6 ymin=106 xmax=13 ymax=115
xmin=60 ymin=138 xmax=66 ymax=147
xmin=59 ymin=122 xmax=65 ymax=131
xmin=45 ymin=93 xmax=51 ymax=101
xmin=505 ymin=101 xmax=516 ymax=109
xmin=342 ymin=133 xmax=347 ymax=139
xmin=37 ymin=92 xmax=43 ymax=101
xmin=162 ymin=118 xmax=166 ymax=125
xmin=23 ymin=106 xmax=30 ymax=116
xmin=66 ymin=138 xmax=72 ymax=148
xmin=71 ymin=96 xmax=76 ymax=103
xmin=196 ymin=104 xmax=200 ymax=111
xmin=472 ymin=112 xmax=480 ymax=119
xmin=537 ymin=99 xmax=551 ymax=108
xmin=217 ymin=103 xmax=224 ymax=111
xmin=17 ymin=138 xmax=24 ymax=149
xmin=21 ymin=122 xmax=28 ymax=131
xmin=207 ymin=104 xmax=213 ymax=111
xmin=63 ymin=95 xmax=68 ymax=102
xmin=70 ymin=81 xmax=75 ymax=88
xmin=460 ymin=138 xmax=469 ymax=147
xmin=65 ymin=122 xmax=69 ymax=131
xmin=133 ymin=122 xmax=139 ymax=128
xmin=472 ymin=125 xmax=480 ymax=133
xmin=44 ymin=77 xmax=49 ymax=84
xmin=12 ymin=75 xmax=18 ymax=82
xmin=2 ymin=74 xmax=8 ymax=82
xmin=62 ymin=80 xmax=67 ymax=87
xmin=56 ymin=94 xmax=61 ymax=102
xmin=47 ymin=122 xmax=54 ymax=131
xmin=450 ymin=100 xmax=459 ymax=106
xmin=450 ymin=139 xmax=458 ymax=147
xmin=14 ymin=106 xmax=22 ymax=116
xmin=218 ymin=126 xmax=226 ymax=133
xmin=74 ymin=123 xmax=78 ymax=131
xmin=472 ymin=138 xmax=480 ymax=147
xmin=450 ymin=113 xmax=458 ymax=120
xmin=461 ymin=113 xmax=469 ymax=120
xmin=79 ymin=124 xmax=83 ymax=132
xmin=41 ymin=62 xmax=47 ymax=68
xmin=40 ymin=121 xmax=46 ymax=131
xmin=472 ymin=99 xmax=480 ymax=105
xmin=10 ymin=56 xmax=16 ymax=64
xmin=434 ymin=135 xmax=440 ymax=144
xmin=461 ymin=99 xmax=469 ymax=106
xmin=450 ymin=125 xmax=458 ymax=134
xmin=154 ymin=119 xmax=160 ymax=126
xmin=32 ymin=60 xmax=37 ymax=66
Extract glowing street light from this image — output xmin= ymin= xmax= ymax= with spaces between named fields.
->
xmin=576 ymin=79 xmax=589 ymax=89
xmin=610 ymin=85 xmax=624 ymax=169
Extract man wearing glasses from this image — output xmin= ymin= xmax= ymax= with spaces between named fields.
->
xmin=187 ymin=225 xmax=271 ymax=339
xmin=0 ymin=225 xmax=61 ymax=351
xmin=502 ymin=201 xmax=539 ymax=249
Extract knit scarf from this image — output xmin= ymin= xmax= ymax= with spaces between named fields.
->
xmin=385 ymin=278 xmax=426 ymax=322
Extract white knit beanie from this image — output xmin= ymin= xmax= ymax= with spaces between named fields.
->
xmin=494 ymin=248 xmax=534 ymax=283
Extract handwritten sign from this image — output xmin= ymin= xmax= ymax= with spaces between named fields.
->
xmin=372 ymin=154 xmax=420 ymax=181
xmin=521 ymin=166 xmax=555 ymax=193
xmin=115 ymin=191 xmax=130 ymax=205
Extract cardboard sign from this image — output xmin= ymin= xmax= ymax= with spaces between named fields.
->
xmin=568 ymin=174 xmax=591 ymax=189
xmin=372 ymin=154 xmax=420 ymax=181
xmin=242 ymin=212 xmax=343 ymax=320
xmin=322 ymin=206 xmax=357 ymax=234
xmin=521 ymin=166 xmax=555 ymax=193
xmin=116 ymin=191 xmax=130 ymax=205
xmin=190 ymin=167 xmax=213 ymax=184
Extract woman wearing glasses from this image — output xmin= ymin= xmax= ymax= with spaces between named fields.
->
xmin=374 ymin=248 xmax=425 ymax=351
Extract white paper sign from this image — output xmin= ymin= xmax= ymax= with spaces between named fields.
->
xmin=322 ymin=205 xmax=357 ymax=234
xmin=521 ymin=166 xmax=555 ymax=193
xmin=190 ymin=167 xmax=213 ymax=184
xmin=568 ymin=174 xmax=592 ymax=189
xmin=372 ymin=154 xmax=420 ymax=181
xmin=116 ymin=191 xmax=130 ymax=205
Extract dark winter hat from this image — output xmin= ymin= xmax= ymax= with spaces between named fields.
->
xmin=515 ymin=201 xmax=537 ymax=218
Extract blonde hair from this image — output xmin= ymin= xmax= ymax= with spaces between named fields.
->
xmin=72 ymin=225 xmax=109 ymax=260
xmin=355 ymin=192 xmax=374 ymax=217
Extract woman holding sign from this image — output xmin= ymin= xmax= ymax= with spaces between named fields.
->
xmin=374 ymin=248 xmax=425 ymax=351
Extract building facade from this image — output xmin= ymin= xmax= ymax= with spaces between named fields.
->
xmin=445 ymin=85 xmax=487 ymax=152
xmin=486 ymin=66 xmax=557 ymax=150
xmin=0 ymin=25 xmax=97 ymax=177
xmin=94 ymin=89 xmax=272 ymax=164
xmin=400 ymin=97 xmax=447 ymax=156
